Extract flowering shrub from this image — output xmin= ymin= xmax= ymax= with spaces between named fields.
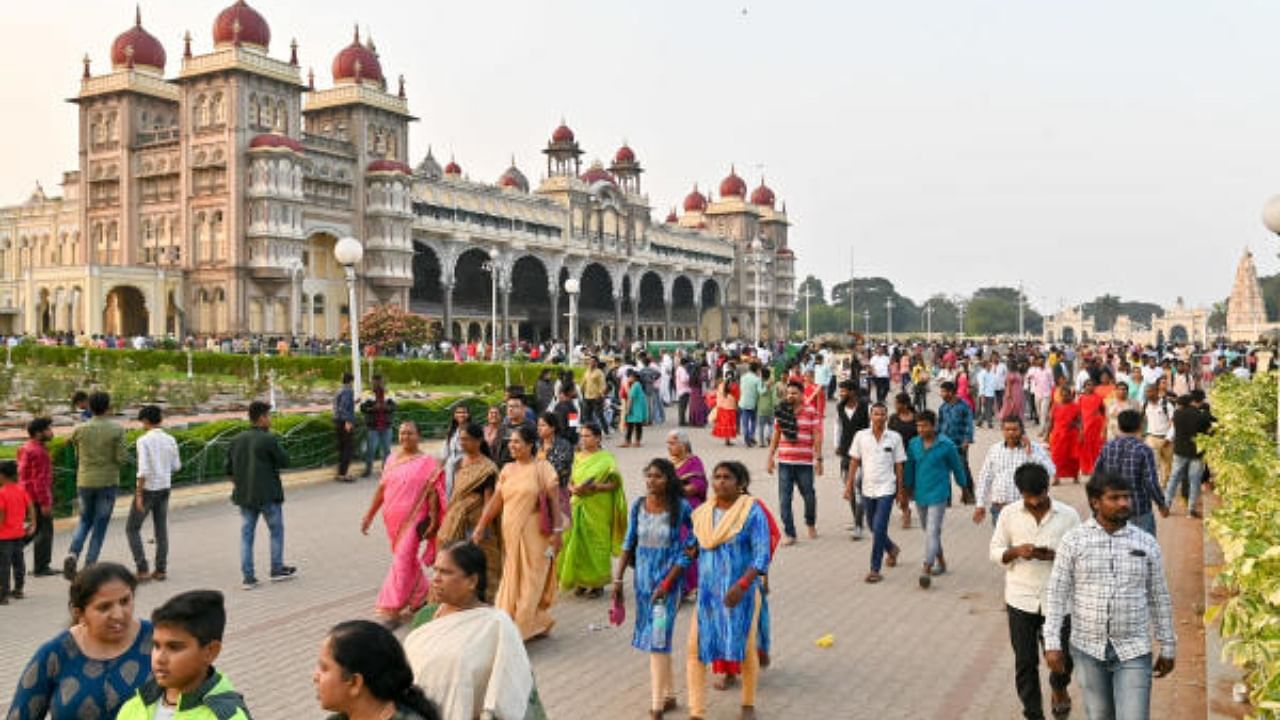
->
xmin=359 ymin=304 xmax=434 ymax=348
xmin=1202 ymin=373 xmax=1280 ymax=716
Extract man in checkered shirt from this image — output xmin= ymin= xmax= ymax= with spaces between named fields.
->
xmin=1043 ymin=470 xmax=1176 ymax=720
xmin=1096 ymin=409 xmax=1169 ymax=538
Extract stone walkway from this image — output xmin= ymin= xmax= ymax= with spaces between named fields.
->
xmin=0 ymin=402 xmax=1209 ymax=719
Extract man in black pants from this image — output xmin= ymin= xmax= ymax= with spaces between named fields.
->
xmin=332 ymin=372 xmax=355 ymax=482
xmin=834 ymin=381 xmax=869 ymax=540
xmin=990 ymin=463 xmax=1080 ymax=719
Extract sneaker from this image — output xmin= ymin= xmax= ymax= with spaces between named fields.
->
xmin=62 ymin=555 xmax=77 ymax=581
xmin=151 ymin=571 xmax=167 ymax=582
xmin=242 ymin=577 xmax=259 ymax=590
xmin=270 ymin=566 xmax=298 ymax=582
xmin=851 ymin=526 xmax=864 ymax=541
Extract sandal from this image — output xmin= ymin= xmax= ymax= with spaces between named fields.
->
xmin=1051 ymin=693 xmax=1072 ymax=718
xmin=886 ymin=546 xmax=899 ymax=568
xmin=865 ymin=571 xmax=883 ymax=584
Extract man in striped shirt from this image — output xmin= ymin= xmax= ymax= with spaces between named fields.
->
xmin=767 ymin=379 xmax=823 ymax=546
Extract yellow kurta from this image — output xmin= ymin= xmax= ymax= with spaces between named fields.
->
xmin=493 ymin=458 xmax=560 ymax=640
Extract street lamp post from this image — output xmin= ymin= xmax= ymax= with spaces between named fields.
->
xmin=334 ymin=236 xmax=364 ymax=397
xmin=863 ymin=309 xmax=870 ymax=336
xmin=483 ymin=248 xmax=500 ymax=362
xmin=801 ymin=285 xmax=815 ymax=340
xmin=958 ymin=302 xmax=966 ymax=338
xmin=750 ymin=239 xmax=767 ymax=345
xmin=924 ymin=302 xmax=934 ymax=344
xmin=565 ymin=278 xmax=580 ymax=366
xmin=886 ymin=297 xmax=895 ymax=344
xmin=1258 ymin=194 xmax=1280 ymax=450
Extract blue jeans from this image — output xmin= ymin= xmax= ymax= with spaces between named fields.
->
xmin=739 ymin=408 xmax=757 ymax=444
xmin=1165 ymin=455 xmax=1204 ymax=512
xmin=865 ymin=494 xmax=898 ymax=572
xmin=1130 ymin=511 xmax=1156 ymax=538
xmin=1073 ymin=644 xmax=1152 ymax=720
xmin=239 ymin=503 xmax=285 ymax=581
xmin=68 ymin=487 xmax=117 ymax=565
xmin=919 ymin=503 xmax=946 ymax=568
xmin=365 ymin=427 xmax=393 ymax=470
xmin=777 ymin=463 xmax=816 ymax=538
xmin=758 ymin=414 xmax=775 ymax=446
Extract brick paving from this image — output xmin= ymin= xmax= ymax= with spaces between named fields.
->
xmin=0 ymin=401 xmax=1208 ymax=719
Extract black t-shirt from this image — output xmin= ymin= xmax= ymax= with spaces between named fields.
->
xmin=1172 ymin=407 xmax=1212 ymax=458
xmin=889 ymin=413 xmax=918 ymax=447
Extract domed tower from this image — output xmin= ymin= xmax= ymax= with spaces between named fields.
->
xmin=542 ymin=121 xmax=583 ymax=178
xmin=415 ymin=146 xmax=443 ymax=180
xmin=609 ymin=143 xmax=643 ymax=195
xmin=74 ymin=6 xmax=181 ymax=295
xmin=497 ymin=157 xmax=529 ymax=192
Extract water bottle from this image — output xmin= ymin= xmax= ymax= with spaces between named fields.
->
xmin=651 ymin=603 xmax=669 ymax=651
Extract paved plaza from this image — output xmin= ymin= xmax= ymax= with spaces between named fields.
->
xmin=0 ymin=405 xmax=1208 ymax=719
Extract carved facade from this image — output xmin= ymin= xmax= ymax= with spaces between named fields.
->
xmin=0 ymin=3 xmax=797 ymax=343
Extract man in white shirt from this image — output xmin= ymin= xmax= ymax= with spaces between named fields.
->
xmin=126 ymin=405 xmax=181 ymax=580
xmin=990 ymin=462 xmax=1081 ymax=720
xmin=973 ymin=416 xmax=1055 ymax=526
xmin=869 ymin=347 xmax=892 ymax=404
xmin=1142 ymin=383 xmax=1174 ymax=483
xmin=844 ymin=403 xmax=905 ymax=583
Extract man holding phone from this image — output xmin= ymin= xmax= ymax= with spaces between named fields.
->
xmin=990 ymin=463 xmax=1080 ymax=719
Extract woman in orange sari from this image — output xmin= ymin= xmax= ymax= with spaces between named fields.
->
xmin=361 ymin=421 xmax=446 ymax=627
xmin=1043 ymin=386 xmax=1081 ymax=485
xmin=1076 ymin=379 xmax=1107 ymax=477
xmin=712 ymin=372 xmax=741 ymax=446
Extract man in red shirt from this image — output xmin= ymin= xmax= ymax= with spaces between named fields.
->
xmin=17 ymin=418 xmax=55 ymax=576
xmin=766 ymin=380 xmax=824 ymax=546
xmin=0 ymin=460 xmax=35 ymax=602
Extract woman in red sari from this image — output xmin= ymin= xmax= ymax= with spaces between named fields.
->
xmin=1042 ymin=386 xmax=1081 ymax=485
xmin=1076 ymin=379 xmax=1107 ymax=477
xmin=361 ymin=421 xmax=447 ymax=627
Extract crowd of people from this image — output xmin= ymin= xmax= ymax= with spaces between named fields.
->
xmin=0 ymin=332 xmax=1252 ymax=719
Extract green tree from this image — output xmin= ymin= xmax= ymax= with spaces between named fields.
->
xmin=797 ymin=275 xmax=826 ymax=306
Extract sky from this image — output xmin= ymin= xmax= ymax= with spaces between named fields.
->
xmin=4 ymin=0 xmax=1280 ymax=314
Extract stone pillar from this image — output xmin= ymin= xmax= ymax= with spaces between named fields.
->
xmin=548 ymin=282 xmax=560 ymax=342
xmin=613 ymin=290 xmax=624 ymax=344
xmin=631 ymin=293 xmax=640 ymax=344
xmin=442 ymin=283 xmax=454 ymax=342
xmin=501 ymin=286 xmax=511 ymax=347
xmin=664 ymin=303 xmax=672 ymax=341
xmin=720 ymin=304 xmax=729 ymax=341
xmin=694 ymin=300 xmax=703 ymax=342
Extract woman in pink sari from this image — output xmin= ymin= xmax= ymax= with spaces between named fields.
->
xmin=956 ymin=361 xmax=976 ymax=411
xmin=361 ymin=421 xmax=447 ymax=627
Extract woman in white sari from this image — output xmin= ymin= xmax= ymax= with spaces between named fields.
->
xmin=404 ymin=542 xmax=545 ymax=720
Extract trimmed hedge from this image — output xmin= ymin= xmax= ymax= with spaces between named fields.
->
xmin=10 ymin=345 xmax=580 ymax=389
xmin=19 ymin=393 xmax=501 ymax=517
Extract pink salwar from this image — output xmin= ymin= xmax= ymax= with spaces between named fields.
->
xmin=375 ymin=453 xmax=446 ymax=615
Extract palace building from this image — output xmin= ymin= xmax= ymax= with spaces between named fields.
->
xmin=0 ymin=2 xmax=797 ymax=344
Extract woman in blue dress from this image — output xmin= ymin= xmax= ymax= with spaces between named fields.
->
xmin=612 ymin=458 xmax=694 ymax=720
xmin=9 ymin=563 xmax=153 ymax=719
xmin=685 ymin=460 xmax=772 ymax=720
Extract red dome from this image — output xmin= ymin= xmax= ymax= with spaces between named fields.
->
xmin=750 ymin=181 xmax=775 ymax=208
xmin=444 ymin=160 xmax=462 ymax=176
xmin=551 ymin=123 xmax=575 ymax=144
xmin=110 ymin=10 xmax=166 ymax=73
xmin=683 ymin=185 xmax=707 ymax=213
xmin=719 ymin=167 xmax=746 ymax=198
xmin=614 ymin=145 xmax=635 ymax=164
xmin=665 ymin=209 xmax=678 ymax=224
xmin=580 ymin=164 xmax=615 ymax=186
xmin=213 ymin=1 xmax=271 ymax=50
xmin=366 ymin=159 xmax=412 ymax=174
xmin=248 ymin=133 xmax=303 ymax=152
xmin=332 ymin=28 xmax=383 ymax=85
xmin=775 ymin=247 xmax=794 ymax=257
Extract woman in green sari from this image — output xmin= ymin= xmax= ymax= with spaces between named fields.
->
xmin=557 ymin=423 xmax=627 ymax=598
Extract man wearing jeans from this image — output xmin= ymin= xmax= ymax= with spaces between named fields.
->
xmin=844 ymin=403 xmax=905 ymax=584
xmin=767 ymin=380 xmax=823 ymax=545
xmin=1044 ymin=471 xmax=1177 ymax=720
xmin=126 ymin=405 xmax=180 ymax=581
xmin=1166 ymin=395 xmax=1213 ymax=518
xmin=974 ymin=417 xmax=1055 ymax=528
xmin=229 ymin=401 xmax=296 ymax=589
xmin=990 ymin=463 xmax=1081 ymax=720
xmin=361 ymin=374 xmax=394 ymax=477
xmin=64 ymin=391 xmax=127 ymax=580
xmin=905 ymin=411 xmax=968 ymax=589
xmin=738 ymin=362 xmax=762 ymax=448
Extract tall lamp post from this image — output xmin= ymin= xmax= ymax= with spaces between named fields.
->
xmin=886 ymin=297 xmax=895 ymax=344
xmin=924 ymin=302 xmax=934 ymax=344
xmin=749 ymin=239 xmax=768 ymax=345
xmin=801 ymin=285 xmax=815 ymax=340
xmin=333 ymin=236 xmax=364 ymax=397
xmin=958 ymin=301 xmax=966 ymax=339
xmin=1258 ymin=195 xmax=1280 ymax=449
xmin=483 ymin=248 xmax=500 ymax=362
xmin=565 ymin=278 xmax=580 ymax=366
xmin=863 ymin=309 xmax=870 ymax=336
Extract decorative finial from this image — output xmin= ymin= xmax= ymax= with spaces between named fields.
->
xmin=135 ymin=4 xmax=142 ymax=27
xmin=82 ymin=53 xmax=91 ymax=79
xmin=397 ymin=74 xmax=405 ymax=98
xmin=353 ymin=24 xmax=360 ymax=44
xmin=510 ymin=153 xmax=516 ymax=167
xmin=307 ymin=67 xmax=315 ymax=90
xmin=289 ymin=38 xmax=298 ymax=66
xmin=366 ymin=27 xmax=376 ymax=53
xmin=183 ymin=31 xmax=192 ymax=59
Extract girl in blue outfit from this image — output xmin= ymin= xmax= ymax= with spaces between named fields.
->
xmin=9 ymin=563 xmax=153 ymax=720
xmin=612 ymin=458 xmax=695 ymax=720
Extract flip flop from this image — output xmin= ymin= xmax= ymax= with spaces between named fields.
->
xmin=865 ymin=572 xmax=883 ymax=583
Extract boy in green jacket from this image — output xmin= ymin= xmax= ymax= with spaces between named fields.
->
xmin=117 ymin=590 xmax=253 ymax=719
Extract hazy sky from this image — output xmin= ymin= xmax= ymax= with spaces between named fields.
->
xmin=5 ymin=0 xmax=1280 ymax=313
